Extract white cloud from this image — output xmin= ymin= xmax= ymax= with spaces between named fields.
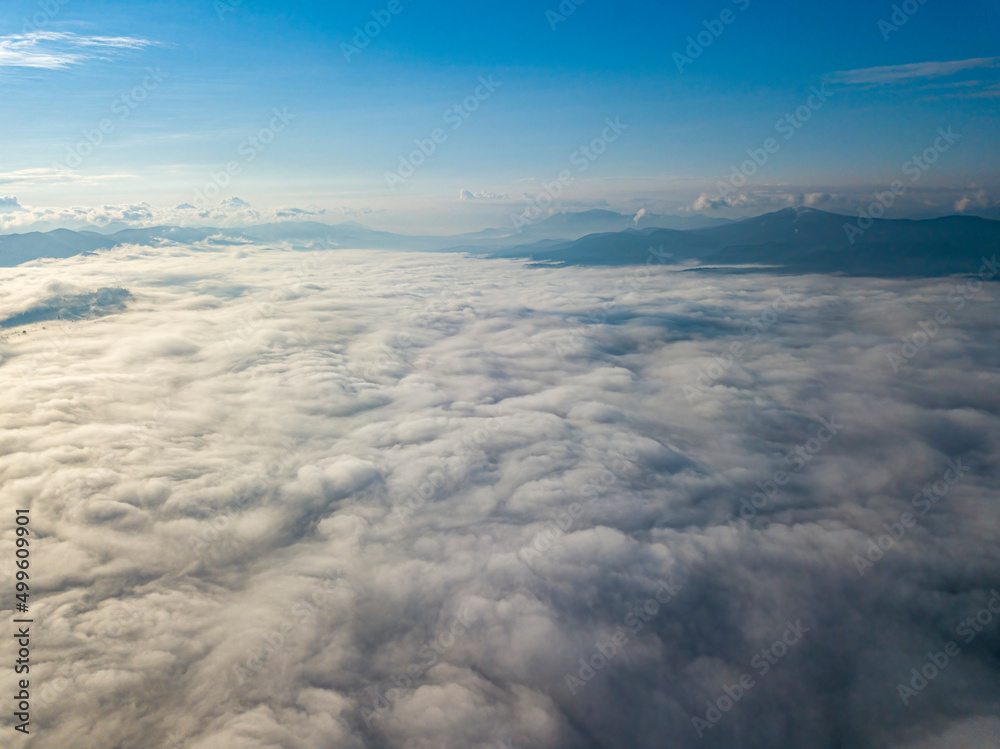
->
xmin=955 ymin=189 xmax=1000 ymax=214
xmin=690 ymin=186 xmax=1000 ymax=219
xmin=0 ymin=245 xmax=998 ymax=747
xmin=0 ymin=196 xmax=22 ymax=214
xmin=692 ymin=190 xmax=799 ymax=212
xmin=460 ymin=190 xmax=511 ymax=201
xmin=828 ymin=57 xmax=1000 ymax=86
xmin=0 ymin=31 xmax=159 ymax=69
xmin=0 ymin=198 xmax=332 ymax=233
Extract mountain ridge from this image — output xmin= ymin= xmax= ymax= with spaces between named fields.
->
xmin=1 ymin=207 xmax=997 ymax=277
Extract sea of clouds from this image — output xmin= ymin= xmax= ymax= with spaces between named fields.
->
xmin=0 ymin=240 xmax=998 ymax=748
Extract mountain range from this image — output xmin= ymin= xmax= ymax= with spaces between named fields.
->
xmin=1 ymin=207 xmax=997 ymax=278
xmin=494 ymin=207 xmax=1000 ymax=277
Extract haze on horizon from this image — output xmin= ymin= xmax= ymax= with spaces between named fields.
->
xmin=0 ymin=0 xmax=998 ymax=234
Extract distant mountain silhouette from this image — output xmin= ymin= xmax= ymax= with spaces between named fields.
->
xmin=496 ymin=207 xmax=1000 ymax=277
xmin=0 ymin=211 xmax=730 ymax=265
xmin=2 ymin=208 xmax=996 ymax=277
xmin=525 ymin=209 xmax=729 ymax=234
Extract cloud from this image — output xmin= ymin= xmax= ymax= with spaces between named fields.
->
xmin=0 ymin=198 xmax=338 ymax=234
xmin=0 ymin=31 xmax=159 ymax=69
xmin=692 ymin=190 xmax=800 ymax=212
xmin=0 ymin=196 xmax=22 ymax=214
xmin=828 ymin=57 xmax=1000 ymax=86
xmin=219 ymin=196 xmax=251 ymax=210
xmin=803 ymin=192 xmax=834 ymax=206
xmin=276 ymin=207 xmax=329 ymax=218
xmin=460 ymin=190 xmax=511 ymax=201
xmin=0 ymin=243 xmax=998 ymax=747
xmin=955 ymin=189 xmax=1000 ymax=215
xmin=689 ymin=186 xmax=1000 ymax=220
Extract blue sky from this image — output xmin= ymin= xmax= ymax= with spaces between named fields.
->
xmin=0 ymin=0 xmax=998 ymax=232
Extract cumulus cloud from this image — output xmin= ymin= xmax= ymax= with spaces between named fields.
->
xmin=692 ymin=190 xmax=800 ymax=212
xmin=0 ymin=195 xmax=22 ymax=214
xmin=0 ymin=245 xmax=998 ymax=747
xmin=803 ymin=191 xmax=836 ymax=206
xmin=955 ymin=189 xmax=1000 ymax=215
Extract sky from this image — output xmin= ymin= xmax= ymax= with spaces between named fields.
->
xmin=0 ymin=0 xmax=998 ymax=232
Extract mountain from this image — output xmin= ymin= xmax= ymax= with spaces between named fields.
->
xmin=526 ymin=209 xmax=730 ymax=235
xmin=447 ymin=209 xmax=729 ymax=248
xmin=492 ymin=227 xmax=710 ymax=265
xmin=496 ymin=207 xmax=1000 ymax=277
xmin=0 ymin=211 xmax=733 ymax=265
xmin=1 ymin=287 xmax=133 ymax=328
xmin=0 ymin=222 xmax=426 ymax=266
xmin=3 ymin=208 xmax=996 ymax=277
xmin=0 ymin=229 xmax=116 ymax=266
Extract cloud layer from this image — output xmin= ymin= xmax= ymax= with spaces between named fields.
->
xmin=0 ymin=199 xmax=352 ymax=234
xmin=0 ymin=243 xmax=998 ymax=748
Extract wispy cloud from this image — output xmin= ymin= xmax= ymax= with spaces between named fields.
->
xmin=0 ymin=167 xmax=136 ymax=187
xmin=0 ymin=31 xmax=158 ymax=69
xmin=828 ymin=57 xmax=999 ymax=86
